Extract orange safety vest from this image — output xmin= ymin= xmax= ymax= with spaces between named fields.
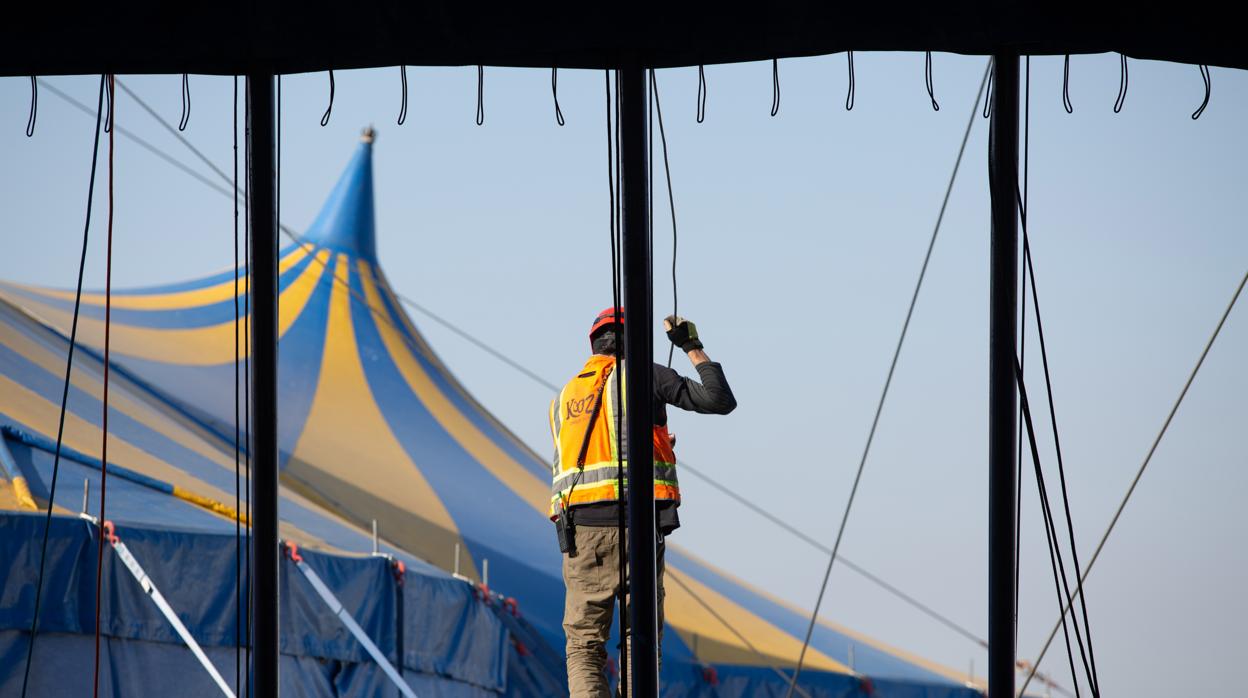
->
xmin=548 ymin=355 xmax=680 ymax=519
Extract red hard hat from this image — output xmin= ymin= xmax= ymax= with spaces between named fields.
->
xmin=589 ymin=306 xmax=624 ymax=339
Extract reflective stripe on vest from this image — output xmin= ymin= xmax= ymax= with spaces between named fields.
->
xmin=548 ymin=355 xmax=680 ymax=519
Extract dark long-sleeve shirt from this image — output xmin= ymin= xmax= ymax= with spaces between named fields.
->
xmin=572 ymin=359 xmax=736 ymax=533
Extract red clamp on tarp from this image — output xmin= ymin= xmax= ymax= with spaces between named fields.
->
xmin=701 ymin=666 xmax=719 ymax=686
xmin=391 ymin=559 xmax=406 ymax=586
xmin=101 ymin=520 xmax=119 ymax=546
xmin=860 ymin=676 xmax=874 ymax=695
xmin=503 ymin=596 xmax=520 ymax=617
xmin=474 ymin=583 xmax=491 ymax=603
xmin=512 ymin=636 xmax=530 ymax=657
xmin=283 ymin=540 xmax=303 ymax=563
xmin=605 ymin=658 xmax=618 ymax=677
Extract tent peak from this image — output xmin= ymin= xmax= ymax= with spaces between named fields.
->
xmin=301 ymin=133 xmax=378 ymax=263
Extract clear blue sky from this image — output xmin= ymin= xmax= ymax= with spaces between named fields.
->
xmin=3 ymin=54 xmax=1245 ymax=696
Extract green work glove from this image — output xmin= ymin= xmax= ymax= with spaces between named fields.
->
xmin=664 ymin=315 xmax=704 ymax=352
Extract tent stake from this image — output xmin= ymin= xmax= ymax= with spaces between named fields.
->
xmin=987 ymin=52 xmax=1019 ymax=698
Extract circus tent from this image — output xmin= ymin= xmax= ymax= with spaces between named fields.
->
xmin=0 ymin=132 xmax=984 ymax=697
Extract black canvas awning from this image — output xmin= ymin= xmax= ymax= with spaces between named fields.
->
xmin=2 ymin=2 xmax=1242 ymax=76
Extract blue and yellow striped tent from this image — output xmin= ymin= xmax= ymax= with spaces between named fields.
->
xmin=0 ymin=134 xmax=985 ymax=697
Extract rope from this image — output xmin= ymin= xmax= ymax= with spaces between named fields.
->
xmin=19 ymin=73 xmax=106 ymax=698
xmin=1013 ymin=56 xmax=1031 ymax=655
xmin=25 ymin=75 xmax=37 ymax=137
xmin=476 ymin=66 xmax=485 ymax=126
xmin=320 ymin=70 xmax=334 ymax=127
xmin=845 ymin=52 xmax=855 ymax=111
xmin=552 ymin=68 xmax=565 ymax=126
xmin=1062 ymin=56 xmax=1074 ymax=114
xmin=784 ymin=60 xmax=991 ymax=697
xmin=243 ymin=77 xmax=254 ymax=698
xmin=648 ymin=71 xmax=679 ymax=367
xmin=982 ymin=58 xmax=993 ymax=119
xmin=602 ymin=69 xmax=631 ymax=696
xmin=232 ymin=73 xmax=243 ymax=695
xmin=1018 ymin=245 xmax=1248 ymax=698
xmin=1191 ymin=65 xmax=1211 ymax=120
xmin=1018 ymin=202 xmax=1103 ymax=697
xmin=179 ymin=73 xmax=191 ymax=131
xmin=92 ymin=72 xmax=117 ymax=698
xmin=924 ymin=52 xmax=940 ymax=111
xmin=696 ymin=65 xmax=706 ymax=123
xmin=770 ymin=59 xmax=780 ymax=117
xmin=1016 ymin=358 xmax=1089 ymax=698
xmin=398 ymin=66 xmax=408 ymax=126
xmin=1113 ymin=55 xmax=1128 ymax=114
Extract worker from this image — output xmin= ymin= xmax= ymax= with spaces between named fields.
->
xmin=549 ymin=307 xmax=737 ymax=697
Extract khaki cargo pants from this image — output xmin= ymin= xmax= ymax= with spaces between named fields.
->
xmin=562 ymin=524 xmax=665 ymax=698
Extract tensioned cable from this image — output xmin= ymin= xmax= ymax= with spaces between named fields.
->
xmin=59 ymin=75 xmax=1016 ymax=674
xmin=232 ymin=74 xmax=243 ymax=695
xmin=243 ymin=78 xmax=254 ymax=698
xmin=1017 ymin=198 xmax=1103 ymax=696
xmin=603 ymin=68 xmax=630 ymax=695
xmin=19 ymin=73 xmax=107 ymax=698
xmin=1016 ymin=357 xmax=1090 ymax=698
xmin=1017 ymin=231 xmax=1248 ymax=698
xmin=649 ymin=72 xmax=679 ymax=369
xmin=785 ymin=60 xmax=992 ymax=698
xmin=1012 ymin=54 xmax=1036 ymax=659
xmin=91 ymin=72 xmax=117 ymax=698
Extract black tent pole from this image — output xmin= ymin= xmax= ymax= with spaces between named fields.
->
xmin=987 ymin=53 xmax=1019 ymax=698
xmin=620 ymin=64 xmax=660 ymax=698
xmin=247 ymin=71 xmax=281 ymax=698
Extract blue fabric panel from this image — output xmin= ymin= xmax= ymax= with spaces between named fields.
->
xmin=282 ymin=548 xmax=397 ymax=664
xmin=0 ymin=512 xmax=515 ymax=693
xmin=400 ymin=566 xmax=509 ymax=692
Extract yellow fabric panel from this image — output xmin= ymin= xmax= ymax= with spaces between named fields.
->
xmin=4 ymin=243 xmax=313 ymax=311
xmin=1 ymin=319 xmax=240 ymax=473
xmin=664 ymin=565 xmax=850 ymax=673
xmin=356 ymin=260 xmax=551 ymax=513
xmin=0 ymin=248 xmax=328 ymax=366
xmin=668 ymin=544 xmax=974 ymax=685
xmin=286 ymin=254 xmax=472 ymax=575
xmin=0 ymin=373 xmax=334 ymax=549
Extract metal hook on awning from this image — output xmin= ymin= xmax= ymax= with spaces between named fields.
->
xmin=1191 ymin=64 xmax=1211 ymax=120
xmin=320 ymin=70 xmax=335 ymax=127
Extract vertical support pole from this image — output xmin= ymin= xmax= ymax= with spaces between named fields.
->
xmin=620 ymin=64 xmax=659 ymax=698
xmin=987 ymin=53 xmax=1019 ymax=698
xmin=247 ymin=71 xmax=280 ymax=698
